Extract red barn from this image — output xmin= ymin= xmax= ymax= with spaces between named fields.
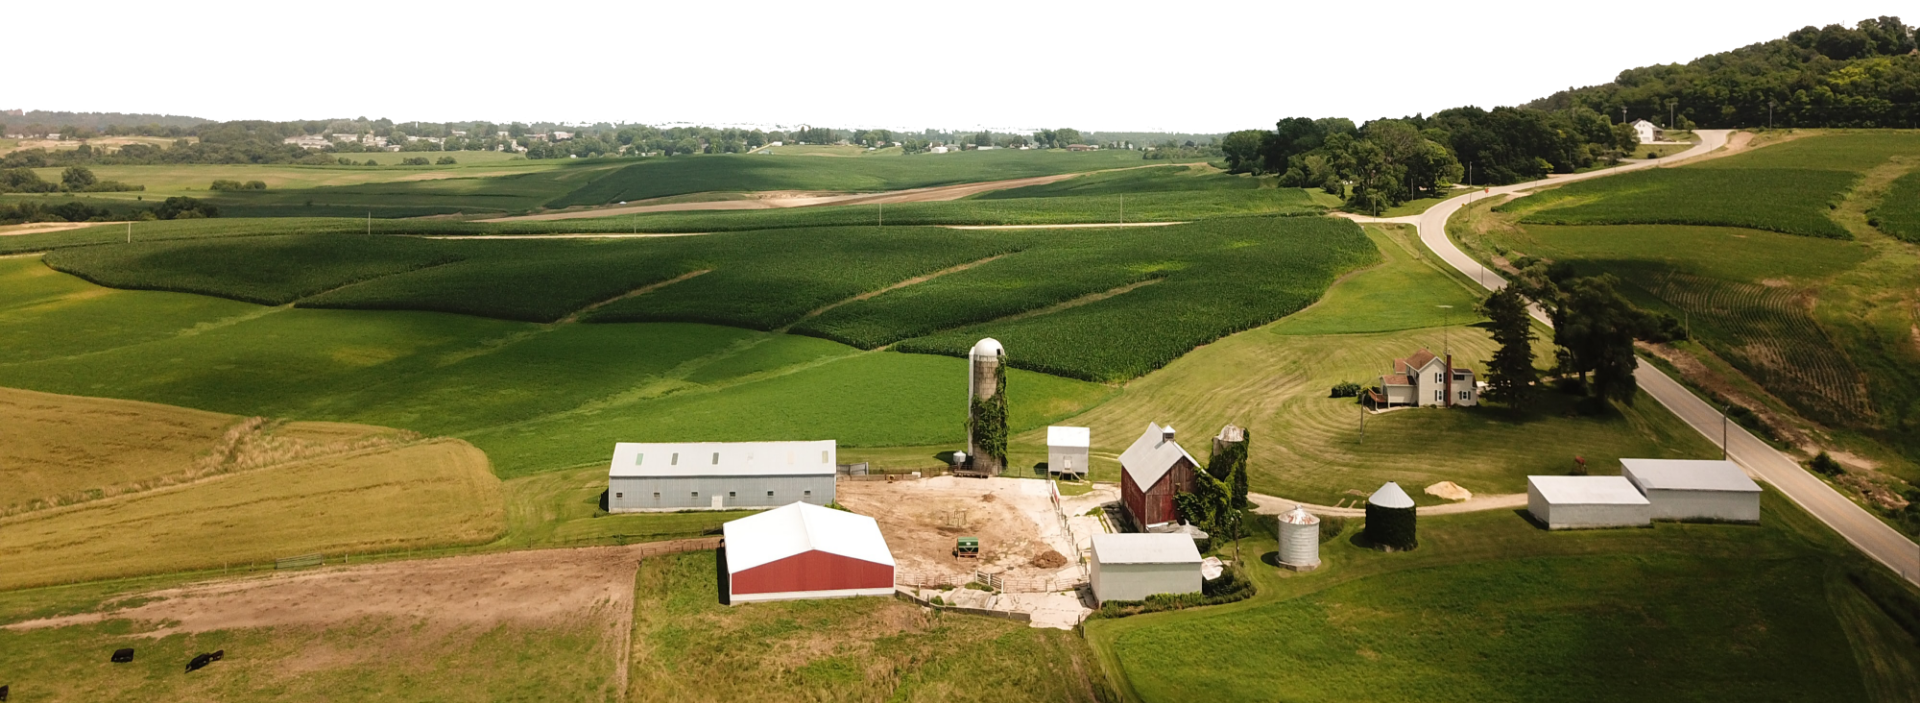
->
xmin=721 ymin=502 xmax=896 ymax=603
xmin=1119 ymin=423 xmax=1199 ymax=528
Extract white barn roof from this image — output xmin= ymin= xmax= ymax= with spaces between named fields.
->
xmin=723 ymin=502 xmax=895 ymax=574
xmin=1621 ymin=459 xmax=1761 ymax=492
xmin=1091 ymin=533 xmax=1203 ymax=564
xmin=1119 ymin=422 xmax=1196 ymax=489
xmin=1528 ymin=476 xmax=1651 ymax=505
xmin=608 ymin=440 xmax=836 ymax=478
xmin=1368 ymin=482 xmax=1415 ymax=509
xmin=1047 ymin=426 xmax=1090 ymax=448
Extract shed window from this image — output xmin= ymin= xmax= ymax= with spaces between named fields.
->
xmin=711 ymin=452 xmax=720 ymax=465
xmin=691 ymin=492 xmax=699 ymax=498
xmin=653 ymin=492 xmax=660 ymax=499
xmin=615 ymin=492 xmax=623 ymax=499
xmin=633 ymin=453 xmax=644 ymax=466
xmin=728 ymin=491 xmax=736 ymax=498
xmin=804 ymin=490 xmax=812 ymax=497
xmin=767 ymin=490 xmax=774 ymax=497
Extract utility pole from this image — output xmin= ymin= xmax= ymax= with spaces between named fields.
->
xmin=1438 ymin=305 xmax=1454 ymax=356
xmin=126 ymin=222 xmax=131 ymax=244
xmin=1119 ymin=194 xmax=1124 ymax=225
xmin=366 ymin=212 xmax=371 ymax=236
xmin=878 ymin=202 xmax=884 ymax=228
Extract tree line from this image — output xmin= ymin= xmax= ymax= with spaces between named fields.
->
xmin=0 ymin=195 xmax=216 ymax=226
xmin=0 ymin=166 xmax=140 ymax=194
xmin=1533 ymin=16 xmax=1919 ymax=129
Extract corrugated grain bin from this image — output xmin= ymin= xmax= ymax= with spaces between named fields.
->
xmin=1365 ymin=482 xmax=1417 ymax=551
xmin=1277 ymin=504 xmax=1321 ymax=571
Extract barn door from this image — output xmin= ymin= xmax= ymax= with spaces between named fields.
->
xmin=711 ymin=494 xmax=724 ymax=509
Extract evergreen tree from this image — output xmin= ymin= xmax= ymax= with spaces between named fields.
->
xmin=1551 ymin=275 xmax=1641 ymax=405
xmin=1478 ymin=287 xmax=1539 ymax=409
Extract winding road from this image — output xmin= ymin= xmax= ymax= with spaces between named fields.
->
xmin=1410 ymin=130 xmax=1920 ymax=584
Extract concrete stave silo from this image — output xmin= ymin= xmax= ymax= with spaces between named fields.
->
xmin=966 ymin=338 xmax=1006 ymax=476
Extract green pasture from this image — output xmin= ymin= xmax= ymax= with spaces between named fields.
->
xmin=627 ymin=551 xmax=1107 ymax=702
xmin=1272 ymin=224 xmax=1486 ymax=335
xmin=547 ymin=149 xmax=1146 ymax=208
xmin=1691 ymin=130 xmax=1920 ymax=172
xmin=1092 ymin=492 xmax=1913 ymax=702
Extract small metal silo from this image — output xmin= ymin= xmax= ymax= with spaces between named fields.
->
xmin=1277 ymin=505 xmax=1321 ymax=571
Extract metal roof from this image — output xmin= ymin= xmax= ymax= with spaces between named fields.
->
xmin=1621 ymin=459 xmax=1762 ymax=493
xmin=1047 ymin=426 xmax=1091 ymax=448
xmin=723 ymin=502 xmax=895 ymax=574
xmin=1528 ymin=475 xmax=1651 ymax=505
xmin=1278 ymin=504 xmax=1320 ymax=525
xmin=608 ymin=440 xmax=835 ymax=478
xmin=1118 ymin=422 xmax=1197 ymax=490
xmin=1092 ymin=533 xmax=1203 ymax=565
xmin=1368 ymin=482 xmax=1415 ymax=509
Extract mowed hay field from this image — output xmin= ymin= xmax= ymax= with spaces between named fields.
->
xmin=1091 ymin=493 xmax=1908 ymax=703
xmin=1455 ymin=130 xmax=1920 ymax=480
xmin=1020 ymin=226 xmax=1717 ymax=504
xmin=0 ymin=437 xmax=503 ymax=589
xmin=627 ymin=552 xmax=1107 ymax=703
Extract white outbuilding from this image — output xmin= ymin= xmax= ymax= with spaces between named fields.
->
xmin=1089 ymin=533 xmax=1203 ymax=605
xmin=607 ymin=440 xmax=836 ymax=512
xmin=1621 ymin=458 xmax=1762 ymax=523
xmin=1527 ymin=475 xmax=1651 ymax=529
xmin=1047 ymin=426 xmax=1091 ymax=480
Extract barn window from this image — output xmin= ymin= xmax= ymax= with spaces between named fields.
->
xmin=652 ymin=492 xmax=660 ymax=499
xmin=728 ymin=491 xmax=736 ymax=498
xmin=712 ymin=452 xmax=720 ymax=465
xmin=767 ymin=490 xmax=774 ymax=497
xmin=804 ymin=490 xmax=812 ymax=497
xmin=616 ymin=492 xmax=623 ymax=499
xmin=692 ymin=492 xmax=699 ymax=498
xmin=633 ymin=453 xmax=644 ymax=466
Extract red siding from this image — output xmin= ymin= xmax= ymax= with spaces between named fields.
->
xmin=730 ymin=550 xmax=893 ymax=595
xmin=1123 ymin=458 xmax=1197 ymax=527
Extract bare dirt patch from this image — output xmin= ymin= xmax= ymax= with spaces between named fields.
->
xmin=836 ymin=477 xmax=1113 ymax=591
xmin=4 ymin=541 xmax=699 ymax=636
xmin=0 ymin=221 xmax=127 ymax=237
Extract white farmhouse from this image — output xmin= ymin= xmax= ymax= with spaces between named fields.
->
xmin=1621 ymin=458 xmax=1762 ymax=523
xmin=1631 ymin=119 xmax=1664 ymax=144
xmin=1089 ymin=533 xmax=1202 ymax=604
xmin=1373 ymin=348 xmax=1477 ymax=408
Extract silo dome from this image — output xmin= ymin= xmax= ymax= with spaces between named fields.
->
xmin=970 ymin=338 xmax=1004 ymax=360
xmin=1277 ymin=504 xmax=1321 ymax=571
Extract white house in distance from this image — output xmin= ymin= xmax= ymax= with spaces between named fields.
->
xmin=1527 ymin=475 xmax=1652 ymax=529
xmin=1089 ymin=533 xmax=1202 ymax=605
xmin=721 ymin=502 xmax=895 ymax=604
xmin=1631 ymin=119 xmax=1665 ymax=144
xmin=1047 ymin=426 xmax=1091 ymax=480
xmin=1621 ymin=458 xmax=1762 ymax=523
xmin=606 ymin=440 xmax=836 ymax=512
xmin=1372 ymin=348 xmax=1477 ymax=408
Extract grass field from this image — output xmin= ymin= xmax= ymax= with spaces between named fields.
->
xmin=1092 ymin=492 xmax=1903 ymax=702
xmin=627 ymin=551 xmax=1107 ymax=702
xmin=974 ymin=163 xmax=1253 ymax=198
xmin=0 ymin=438 xmax=503 ymax=589
xmin=1502 ymin=168 xmax=1857 ymax=238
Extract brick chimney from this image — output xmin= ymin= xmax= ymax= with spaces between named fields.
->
xmin=1444 ymin=354 xmax=1453 ymax=408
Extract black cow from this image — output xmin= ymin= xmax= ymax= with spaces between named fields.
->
xmin=1 ymin=683 xmax=10 ymax=701
xmin=112 ymin=647 xmax=135 ymax=663
xmin=185 ymin=650 xmax=224 ymax=673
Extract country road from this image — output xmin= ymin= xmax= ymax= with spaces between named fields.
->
xmin=1412 ymin=129 xmax=1920 ymax=584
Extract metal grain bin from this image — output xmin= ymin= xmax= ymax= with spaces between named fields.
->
xmin=1277 ymin=504 xmax=1321 ymax=571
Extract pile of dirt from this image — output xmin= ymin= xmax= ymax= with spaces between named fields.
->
xmin=1424 ymin=481 xmax=1472 ymax=502
xmin=1031 ymin=550 xmax=1068 ymax=569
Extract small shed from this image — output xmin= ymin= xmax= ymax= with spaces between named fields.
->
xmin=722 ymin=502 xmax=896 ymax=604
xmin=1621 ymin=458 xmax=1762 ymax=523
xmin=1047 ymin=426 xmax=1091 ymax=479
xmin=1118 ymin=423 xmax=1199 ymax=529
xmin=1089 ymin=533 xmax=1203 ymax=605
xmin=607 ymin=440 xmax=836 ymax=512
xmin=1527 ymin=476 xmax=1651 ymax=529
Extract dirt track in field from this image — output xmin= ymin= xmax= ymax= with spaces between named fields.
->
xmin=478 ymin=172 xmax=1089 ymax=223
xmin=0 ymin=221 xmax=128 ymax=236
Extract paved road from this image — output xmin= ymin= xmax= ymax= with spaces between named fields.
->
xmin=1412 ymin=130 xmax=1920 ymax=583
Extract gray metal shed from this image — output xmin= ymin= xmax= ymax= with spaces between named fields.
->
xmin=1621 ymin=458 xmax=1762 ymax=523
xmin=607 ymin=440 xmax=836 ymax=512
xmin=1090 ymin=533 xmax=1202 ymax=604
xmin=1047 ymin=426 xmax=1090 ymax=479
xmin=1527 ymin=475 xmax=1651 ymax=529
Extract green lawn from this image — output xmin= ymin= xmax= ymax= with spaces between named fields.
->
xmin=1093 ymin=492 xmax=1902 ymax=702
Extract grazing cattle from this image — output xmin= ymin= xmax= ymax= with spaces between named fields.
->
xmin=112 ymin=647 xmax=135 ymax=663
xmin=185 ymin=650 xmax=224 ymax=673
xmin=1 ymin=683 xmax=9 ymax=701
